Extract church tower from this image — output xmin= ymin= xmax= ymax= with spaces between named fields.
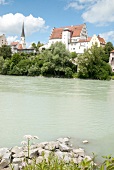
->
xmin=20 ymin=22 xmax=26 ymax=49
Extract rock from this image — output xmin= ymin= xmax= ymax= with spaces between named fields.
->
xmin=36 ymin=156 xmax=43 ymax=164
xmin=57 ymin=138 xmax=70 ymax=145
xmin=11 ymin=146 xmax=23 ymax=154
xmin=45 ymin=141 xmax=59 ymax=151
xmin=73 ymin=149 xmax=85 ymax=157
xmin=82 ymin=140 xmax=89 ymax=144
xmin=38 ymin=142 xmax=48 ymax=149
xmin=29 ymin=149 xmax=38 ymax=158
xmin=85 ymin=155 xmax=92 ymax=161
xmin=59 ymin=143 xmax=71 ymax=152
xmin=0 ymin=148 xmax=9 ymax=158
xmin=63 ymin=155 xmax=71 ymax=163
xmin=13 ymin=158 xmax=24 ymax=165
xmin=37 ymin=148 xmax=45 ymax=156
xmin=77 ymin=156 xmax=83 ymax=163
xmin=12 ymin=151 xmax=25 ymax=158
xmin=12 ymin=164 xmax=19 ymax=170
xmin=0 ymin=158 xmax=10 ymax=169
xmin=55 ymin=151 xmax=65 ymax=159
xmin=72 ymin=158 xmax=78 ymax=164
xmin=2 ymin=152 xmax=11 ymax=160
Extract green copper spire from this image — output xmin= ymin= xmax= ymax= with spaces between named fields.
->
xmin=21 ymin=22 xmax=25 ymax=37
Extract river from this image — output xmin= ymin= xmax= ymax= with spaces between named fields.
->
xmin=0 ymin=75 xmax=114 ymax=158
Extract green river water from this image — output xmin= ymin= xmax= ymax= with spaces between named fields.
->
xmin=0 ymin=75 xmax=114 ymax=158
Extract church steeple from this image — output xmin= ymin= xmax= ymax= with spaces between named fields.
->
xmin=20 ymin=22 xmax=26 ymax=49
xmin=21 ymin=22 xmax=25 ymax=37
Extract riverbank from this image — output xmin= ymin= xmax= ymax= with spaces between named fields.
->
xmin=0 ymin=137 xmax=92 ymax=170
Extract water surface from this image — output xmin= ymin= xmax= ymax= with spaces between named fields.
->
xmin=0 ymin=75 xmax=114 ymax=158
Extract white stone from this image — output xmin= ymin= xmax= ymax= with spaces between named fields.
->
xmin=12 ymin=164 xmax=19 ymax=170
xmin=2 ymin=152 xmax=11 ymax=160
xmin=29 ymin=149 xmax=38 ymax=158
xmin=72 ymin=158 xmax=78 ymax=164
xmin=11 ymin=146 xmax=23 ymax=154
xmin=59 ymin=143 xmax=71 ymax=152
xmin=13 ymin=158 xmax=24 ymax=164
xmin=13 ymin=151 xmax=25 ymax=158
xmin=85 ymin=155 xmax=92 ymax=161
xmin=57 ymin=138 xmax=70 ymax=145
xmin=63 ymin=155 xmax=71 ymax=163
xmin=36 ymin=156 xmax=43 ymax=164
xmin=0 ymin=148 xmax=9 ymax=158
xmin=0 ymin=158 xmax=10 ymax=169
xmin=82 ymin=140 xmax=89 ymax=144
xmin=77 ymin=156 xmax=83 ymax=163
xmin=73 ymin=149 xmax=85 ymax=157
xmin=45 ymin=141 xmax=59 ymax=151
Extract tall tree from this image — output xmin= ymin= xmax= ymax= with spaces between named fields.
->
xmin=0 ymin=45 xmax=12 ymax=59
xmin=40 ymin=42 xmax=76 ymax=77
xmin=103 ymin=42 xmax=114 ymax=63
xmin=77 ymin=45 xmax=112 ymax=80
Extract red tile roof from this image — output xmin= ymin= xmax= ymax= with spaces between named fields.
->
xmin=97 ymin=35 xmax=106 ymax=45
xmin=50 ymin=24 xmax=85 ymax=39
xmin=11 ymin=42 xmax=19 ymax=46
xmin=111 ymin=50 xmax=114 ymax=53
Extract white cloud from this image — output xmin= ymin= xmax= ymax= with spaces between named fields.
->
xmin=100 ymin=31 xmax=114 ymax=42
xmin=82 ymin=0 xmax=114 ymax=25
xmin=0 ymin=0 xmax=10 ymax=5
xmin=7 ymin=36 xmax=19 ymax=44
xmin=0 ymin=13 xmax=48 ymax=36
xmin=65 ymin=0 xmax=96 ymax=10
xmin=65 ymin=2 xmax=84 ymax=10
xmin=66 ymin=0 xmax=114 ymax=25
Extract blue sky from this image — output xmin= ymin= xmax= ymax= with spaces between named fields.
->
xmin=0 ymin=0 xmax=114 ymax=46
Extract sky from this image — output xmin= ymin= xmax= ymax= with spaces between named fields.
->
xmin=0 ymin=0 xmax=114 ymax=46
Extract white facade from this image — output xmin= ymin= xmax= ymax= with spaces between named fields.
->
xmin=88 ymin=34 xmax=100 ymax=48
xmin=62 ymin=28 xmax=71 ymax=49
xmin=20 ymin=36 xmax=26 ymax=49
xmin=41 ymin=24 xmax=106 ymax=54
xmin=0 ymin=34 xmax=7 ymax=47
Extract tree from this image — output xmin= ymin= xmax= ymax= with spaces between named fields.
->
xmin=31 ymin=41 xmax=44 ymax=52
xmin=77 ymin=45 xmax=112 ymax=80
xmin=40 ymin=42 xmax=76 ymax=78
xmin=0 ymin=45 xmax=12 ymax=59
xmin=103 ymin=42 xmax=114 ymax=63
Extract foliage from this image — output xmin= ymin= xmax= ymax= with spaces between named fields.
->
xmin=22 ymin=152 xmax=97 ymax=170
xmin=40 ymin=42 xmax=76 ymax=78
xmin=103 ymin=42 xmax=114 ymax=63
xmin=21 ymin=153 xmax=114 ymax=170
xmin=32 ymin=41 xmax=44 ymax=52
xmin=0 ymin=42 xmax=113 ymax=80
xmin=0 ymin=45 xmax=12 ymax=59
xmin=77 ymin=45 xmax=112 ymax=80
xmin=0 ymin=56 xmax=5 ymax=74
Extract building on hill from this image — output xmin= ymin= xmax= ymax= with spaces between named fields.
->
xmin=0 ymin=34 xmax=7 ymax=47
xmin=10 ymin=23 xmax=35 ymax=54
xmin=40 ymin=23 xmax=106 ymax=54
xmin=109 ymin=50 xmax=114 ymax=72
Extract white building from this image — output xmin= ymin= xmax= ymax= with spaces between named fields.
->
xmin=40 ymin=24 xmax=106 ymax=54
xmin=0 ymin=34 xmax=7 ymax=47
xmin=109 ymin=50 xmax=114 ymax=72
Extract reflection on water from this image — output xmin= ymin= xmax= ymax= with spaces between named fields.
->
xmin=0 ymin=75 xmax=114 ymax=158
